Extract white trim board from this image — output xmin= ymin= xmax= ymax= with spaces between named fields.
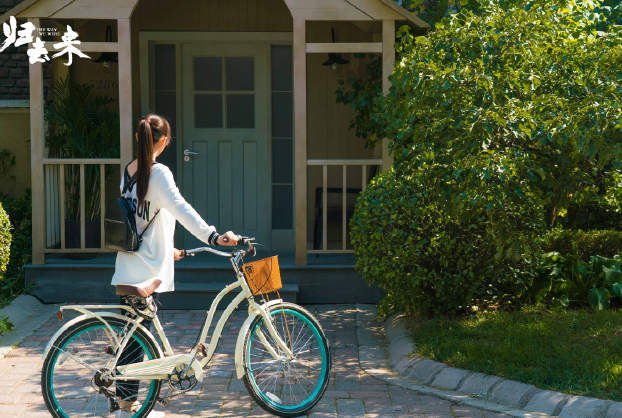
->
xmin=0 ymin=100 xmax=30 ymax=108
xmin=139 ymin=32 xmax=293 ymax=44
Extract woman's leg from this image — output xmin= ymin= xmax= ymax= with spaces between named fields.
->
xmin=116 ymin=294 xmax=159 ymax=407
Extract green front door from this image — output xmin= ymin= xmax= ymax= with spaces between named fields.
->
xmin=181 ymin=43 xmax=270 ymax=247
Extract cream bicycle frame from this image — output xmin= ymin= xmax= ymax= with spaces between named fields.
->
xmin=43 ymin=244 xmax=292 ymax=385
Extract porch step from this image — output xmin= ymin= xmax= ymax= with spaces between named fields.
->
xmin=25 ymin=252 xmax=384 ymax=308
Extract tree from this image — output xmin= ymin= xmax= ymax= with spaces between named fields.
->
xmin=350 ymin=0 xmax=622 ymax=315
xmin=376 ymin=0 xmax=622 ymax=256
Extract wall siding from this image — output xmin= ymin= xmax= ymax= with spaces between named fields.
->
xmin=0 ymin=0 xmax=54 ymax=100
xmin=134 ymin=0 xmax=293 ymax=32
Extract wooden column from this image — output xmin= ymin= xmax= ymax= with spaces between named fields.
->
xmin=293 ymin=18 xmax=307 ymax=266
xmin=118 ymin=19 xmax=133 ymax=170
xmin=381 ymin=20 xmax=395 ymax=172
xmin=29 ymin=18 xmax=45 ymax=265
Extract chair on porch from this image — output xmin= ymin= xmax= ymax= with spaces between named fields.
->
xmin=312 ymin=166 xmax=379 ymax=251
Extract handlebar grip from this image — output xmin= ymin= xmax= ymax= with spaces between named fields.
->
xmin=223 ymin=234 xmax=244 ymax=245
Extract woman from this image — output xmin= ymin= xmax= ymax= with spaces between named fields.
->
xmin=111 ymin=114 xmax=237 ymax=418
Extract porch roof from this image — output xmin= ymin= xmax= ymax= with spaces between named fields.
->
xmin=0 ymin=0 xmax=429 ymax=30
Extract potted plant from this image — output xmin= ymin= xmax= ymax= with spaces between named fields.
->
xmin=45 ymin=77 xmax=120 ymax=249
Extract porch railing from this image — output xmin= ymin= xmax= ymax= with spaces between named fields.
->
xmin=307 ymin=159 xmax=382 ymax=254
xmin=44 ymin=159 xmax=120 ymax=253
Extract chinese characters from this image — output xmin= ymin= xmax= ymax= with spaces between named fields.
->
xmin=1 ymin=17 xmax=90 ymax=65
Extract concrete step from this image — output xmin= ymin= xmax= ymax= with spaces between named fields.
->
xmin=25 ymin=253 xmax=384 ymax=307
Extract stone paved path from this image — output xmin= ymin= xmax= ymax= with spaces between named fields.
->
xmin=0 ymin=304 xmax=511 ymax=417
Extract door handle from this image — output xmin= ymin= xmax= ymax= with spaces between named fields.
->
xmin=184 ymin=149 xmax=199 ymax=156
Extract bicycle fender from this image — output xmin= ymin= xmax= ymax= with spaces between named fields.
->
xmin=42 ymin=311 xmax=162 ymax=361
xmin=234 ymin=299 xmax=284 ymax=379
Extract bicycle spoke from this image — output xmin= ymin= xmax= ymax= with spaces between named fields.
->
xmin=244 ymin=304 xmax=330 ymax=414
xmin=44 ymin=318 xmax=160 ymax=418
xmin=51 ymin=345 xmax=102 ymax=373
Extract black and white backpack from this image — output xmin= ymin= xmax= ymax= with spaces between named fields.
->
xmin=104 ymin=164 xmax=159 ymax=252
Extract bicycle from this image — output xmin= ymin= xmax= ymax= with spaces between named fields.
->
xmin=40 ymin=237 xmax=332 ymax=418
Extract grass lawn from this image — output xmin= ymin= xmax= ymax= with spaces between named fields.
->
xmin=406 ymin=308 xmax=622 ymax=401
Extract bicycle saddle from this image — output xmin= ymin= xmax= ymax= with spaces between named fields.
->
xmin=115 ymin=279 xmax=162 ymax=297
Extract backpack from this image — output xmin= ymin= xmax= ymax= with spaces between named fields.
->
xmin=104 ymin=164 xmax=159 ymax=252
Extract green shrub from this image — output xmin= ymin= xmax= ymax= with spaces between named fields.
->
xmin=0 ymin=190 xmax=31 ymax=306
xmin=350 ymin=166 xmax=546 ymax=317
xmin=0 ymin=202 xmax=10 ymax=281
xmin=0 ymin=315 xmax=13 ymax=335
xmin=541 ymin=229 xmax=622 ymax=262
xmin=527 ymin=251 xmax=622 ymax=310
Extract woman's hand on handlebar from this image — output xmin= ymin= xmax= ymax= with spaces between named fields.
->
xmin=218 ymin=231 xmax=238 ymax=246
xmin=173 ymin=248 xmax=185 ymax=261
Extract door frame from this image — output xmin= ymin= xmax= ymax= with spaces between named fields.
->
xmin=180 ymin=42 xmax=269 ymax=246
xmin=139 ymin=32 xmax=293 ymax=247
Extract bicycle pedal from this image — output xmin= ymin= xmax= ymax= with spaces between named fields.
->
xmin=196 ymin=343 xmax=208 ymax=358
xmin=157 ymin=397 xmax=171 ymax=407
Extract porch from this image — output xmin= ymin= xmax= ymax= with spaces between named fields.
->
xmin=25 ymin=251 xmax=383 ymax=309
xmin=1 ymin=0 xmax=428 ymax=304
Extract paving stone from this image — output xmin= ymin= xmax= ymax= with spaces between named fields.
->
xmin=457 ymin=372 xmax=505 ymax=397
xmin=337 ymin=398 xmax=366 ymax=415
xmin=488 ymin=380 xmax=539 ymax=408
xmin=397 ymin=357 xmax=447 ymax=384
xmin=559 ymin=395 xmax=611 ymax=418
xmin=1 ymin=304 xmax=517 ymax=418
xmin=452 ymin=405 xmax=491 ymax=417
xmin=524 ymin=390 xmax=568 ymax=415
xmin=430 ymin=367 xmax=472 ymax=391
xmin=335 ymin=380 xmax=362 ymax=391
xmin=606 ymin=402 xmax=622 ymax=418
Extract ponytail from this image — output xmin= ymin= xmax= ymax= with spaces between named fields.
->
xmin=135 ymin=114 xmax=171 ymax=206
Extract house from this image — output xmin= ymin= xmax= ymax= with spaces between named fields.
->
xmin=0 ymin=0 xmax=428 ymax=308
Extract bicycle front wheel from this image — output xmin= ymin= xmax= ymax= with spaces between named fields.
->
xmin=242 ymin=303 xmax=331 ymax=417
xmin=41 ymin=316 xmax=162 ymax=418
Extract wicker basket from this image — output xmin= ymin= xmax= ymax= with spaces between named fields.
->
xmin=242 ymin=256 xmax=282 ymax=296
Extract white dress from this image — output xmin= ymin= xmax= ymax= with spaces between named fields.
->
xmin=111 ymin=163 xmax=217 ymax=292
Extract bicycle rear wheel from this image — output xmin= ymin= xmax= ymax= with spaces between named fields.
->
xmin=242 ymin=303 xmax=331 ymax=417
xmin=41 ymin=316 xmax=162 ymax=418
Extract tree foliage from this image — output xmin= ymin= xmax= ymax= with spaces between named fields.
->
xmin=378 ymin=0 xmax=622 ymax=256
xmin=351 ymin=0 xmax=622 ymax=315
xmin=45 ymin=77 xmax=120 ymax=220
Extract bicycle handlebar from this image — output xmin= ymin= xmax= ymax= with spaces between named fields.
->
xmin=183 ymin=235 xmax=255 ymax=258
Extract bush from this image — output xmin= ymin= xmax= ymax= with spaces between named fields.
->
xmin=526 ymin=252 xmax=622 ymax=310
xmin=541 ymin=229 xmax=622 ymax=262
xmin=0 ymin=315 xmax=13 ymax=335
xmin=350 ymin=166 xmax=546 ymax=317
xmin=0 ymin=202 xmax=10 ymax=280
xmin=0 ymin=190 xmax=32 ymax=306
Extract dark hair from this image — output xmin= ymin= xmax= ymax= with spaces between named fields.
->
xmin=136 ymin=114 xmax=171 ymax=206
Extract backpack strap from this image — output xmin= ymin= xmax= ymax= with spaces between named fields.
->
xmin=123 ymin=161 xmax=160 ymax=196
xmin=122 ymin=162 xmax=136 ymax=196
xmin=138 ymin=208 xmax=161 ymax=242
xmin=124 ymin=161 xmax=161 ymax=242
